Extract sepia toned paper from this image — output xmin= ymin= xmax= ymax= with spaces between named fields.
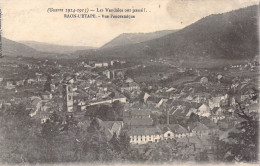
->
xmin=0 ymin=0 xmax=259 ymax=165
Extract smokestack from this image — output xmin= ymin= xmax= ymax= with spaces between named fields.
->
xmin=166 ymin=108 xmax=169 ymax=125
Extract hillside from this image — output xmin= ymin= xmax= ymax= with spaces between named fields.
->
xmin=1 ymin=37 xmax=75 ymax=58
xmin=101 ymin=30 xmax=178 ymax=49
xmin=77 ymin=5 xmax=259 ymax=61
xmin=20 ymin=41 xmax=95 ymax=54
xmin=2 ymin=37 xmax=40 ymax=57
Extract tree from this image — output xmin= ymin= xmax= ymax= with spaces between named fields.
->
xmin=109 ymin=133 xmax=121 ymax=152
xmin=118 ymin=132 xmax=130 ymax=152
xmin=134 ymin=139 xmax=191 ymax=162
xmin=111 ymin=101 xmax=124 ymax=120
xmin=222 ymin=103 xmax=259 ymax=162
xmin=0 ymin=103 xmax=44 ymax=163
xmin=188 ymin=112 xmax=200 ymax=123
xmin=195 ymin=150 xmax=209 ymax=162
xmin=82 ymin=118 xmax=121 ymax=162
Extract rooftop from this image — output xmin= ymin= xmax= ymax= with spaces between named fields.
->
xmin=128 ymin=126 xmax=162 ymax=136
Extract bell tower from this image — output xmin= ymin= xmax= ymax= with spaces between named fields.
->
xmin=62 ymin=84 xmax=73 ymax=112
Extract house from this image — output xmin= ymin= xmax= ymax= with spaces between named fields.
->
xmin=120 ymin=60 xmax=126 ymax=64
xmin=103 ymin=70 xmax=112 ymax=79
xmin=94 ymin=62 xmax=109 ymax=68
xmin=0 ymin=100 xmax=5 ymax=109
xmin=217 ymin=74 xmax=223 ymax=80
xmin=28 ymin=99 xmax=51 ymax=124
xmin=1 ymin=103 xmax=11 ymax=111
xmin=194 ymin=93 xmax=211 ymax=103
xmin=129 ymin=118 xmax=153 ymax=127
xmin=110 ymin=60 xmax=114 ymax=66
xmin=77 ymin=101 xmax=87 ymax=111
xmin=37 ymin=75 xmax=48 ymax=83
xmin=26 ymin=78 xmax=36 ymax=84
xmin=27 ymin=96 xmax=42 ymax=117
xmin=247 ymin=103 xmax=259 ymax=113
xmin=170 ymin=106 xmax=189 ymax=117
xmin=188 ymin=122 xmax=210 ymax=136
xmin=36 ymin=72 xmax=42 ymax=76
xmin=125 ymin=77 xmax=134 ymax=83
xmin=84 ymin=64 xmax=92 ymax=68
xmin=87 ymin=96 xmax=127 ymax=106
xmin=156 ymin=98 xmax=168 ymax=108
xmin=210 ymin=107 xmax=225 ymax=123
xmin=64 ymin=76 xmax=75 ymax=84
xmin=129 ymin=109 xmax=153 ymax=127
xmin=128 ymin=127 xmax=162 ymax=144
xmin=5 ymin=80 xmax=15 ymax=89
xmin=160 ymin=127 xmax=175 ymax=140
xmin=197 ymin=104 xmax=211 ymax=117
xmin=143 ymin=93 xmax=150 ymax=103
xmin=230 ymin=97 xmax=237 ymax=106
xmin=170 ymin=124 xmax=190 ymax=138
xmin=16 ymin=80 xmax=25 ymax=86
xmin=210 ymin=115 xmax=225 ymax=123
xmin=123 ymin=109 xmax=154 ymax=128
xmin=34 ymin=110 xmax=51 ymax=124
xmin=120 ymin=82 xmax=140 ymax=92
xmin=41 ymin=101 xmax=53 ymax=112
xmin=130 ymin=109 xmax=151 ymax=118
xmin=159 ymin=124 xmax=190 ymax=139
xmin=227 ymin=108 xmax=235 ymax=116
xmin=10 ymin=97 xmax=24 ymax=105
xmin=166 ymin=87 xmax=176 ymax=93
xmin=209 ymin=97 xmax=222 ymax=109
xmin=186 ymin=108 xmax=198 ymax=117
xmin=200 ymin=77 xmax=208 ymax=85
xmin=103 ymin=62 xmax=109 ymax=67
xmin=184 ymin=95 xmax=193 ymax=101
xmin=50 ymin=83 xmax=56 ymax=92
xmin=104 ymin=121 xmax=124 ymax=136
xmin=211 ymin=107 xmax=224 ymax=116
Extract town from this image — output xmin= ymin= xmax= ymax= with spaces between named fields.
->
xmin=0 ymin=55 xmax=259 ymax=162
xmin=0 ymin=1 xmax=259 ymax=163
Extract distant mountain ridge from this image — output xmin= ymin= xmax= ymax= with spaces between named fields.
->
xmin=2 ymin=37 xmax=40 ymax=57
xmin=1 ymin=37 xmax=72 ymax=58
xmin=78 ymin=5 xmax=259 ymax=61
xmin=20 ymin=41 xmax=95 ymax=54
xmin=101 ymin=30 xmax=178 ymax=49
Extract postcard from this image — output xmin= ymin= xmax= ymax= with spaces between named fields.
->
xmin=0 ymin=0 xmax=259 ymax=165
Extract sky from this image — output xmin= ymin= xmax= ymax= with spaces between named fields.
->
xmin=1 ymin=0 xmax=259 ymax=47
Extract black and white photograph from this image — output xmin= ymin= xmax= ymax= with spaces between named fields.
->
xmin=0 ymin=0 xmax=259 ymax=165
